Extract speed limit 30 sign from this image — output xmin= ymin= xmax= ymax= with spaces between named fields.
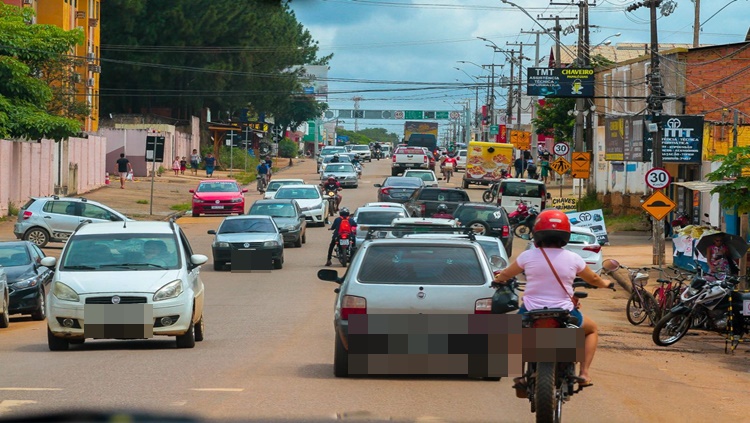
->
xmin=645 ymin=167 xmax=671 ymax=190
xmin=553 ymin=142 xmax=570 ymax=156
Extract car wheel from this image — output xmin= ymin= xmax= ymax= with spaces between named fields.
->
xmin=24 ymin=227 xmax=50 ymax=247
xmin=273 ymin=257 xmax=283 ymax=269
xmin=213 ymin=261 xmax=224 ymax=271
xmin=302 ymin=232 xmax=307 ymax=244
xmin=467 ymin=220 xmax=489 ymax=235
xmin=175 ymin=322 xmax=196 ymax=349
xmin=462 ymin=180 xmax=469 ymax=189
xmin=192 ymin=210 xmax=200 ymax=218
xmin=31 ymin=289 xmax=46 ymax=321
xmin=47 ymin=327 xmax=69 ymax=351
xmin=194 ymin=315 xmax=205 ymax=342
xmin=69 ymin=338 xmax=85 ymax=345
xmin=0 ymin=290 xmax=9 ymax=328
xmin=294 ymin=236 xmax=302 ymax=248
xmin=333 ymin=332 xmax=349 ymax=377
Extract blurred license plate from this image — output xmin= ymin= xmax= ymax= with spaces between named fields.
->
xmin=339 ymin=239 xmax=350 ymax=246
xmin=211 ymin=206 xmax=224 ymax=209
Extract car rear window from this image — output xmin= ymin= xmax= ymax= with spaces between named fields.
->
xmin=275 ymin=188 xmax=319 ymax=200
xmin=267 ymin=181 xmax=302 ymax=191
xmin=419 ymin=190 xmax=468 ymax=202
xmin=20 ymin=198 xmax=36 ymax=211
xmin=396 ymin=147 xmax=425 ymax=155
xmin=385 ymin=177 xmax=422 ymax=187
xmin=569 ymin=232 xmax=596 ymax=244
xmin=357 ymin=245 xmax=485 ymax=285
xmin=406 ymin=172 xmax=435 ymax=181
xmin=456 ymin=206 xmax=505 ymax=223
xmin=500 ymin=182 xmax=544 ymax=197
xmin=356 ymin=211 xmax=404 ymax=225
xmin=249 ymin=203 xmax=297 ymax=218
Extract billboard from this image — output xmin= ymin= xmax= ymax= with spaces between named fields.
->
xmin=300 ymin=65 xmax=329 ymax=99
xmin=527 ymin=68 xmax=595 ymax=98
xmin=644 ymin=115 xmax=704 ymax=163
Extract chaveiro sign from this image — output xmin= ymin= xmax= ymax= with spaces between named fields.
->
xmin=527 ymin=68 xmax=595 ymax=98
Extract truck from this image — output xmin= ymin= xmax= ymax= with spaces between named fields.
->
xmin=404 ymin=121 xmax=438 ymax=153
xmin=461 ymin=141 xmax=515 ymax=189
xmin=391 ymin=146 xmax=431 ymax=176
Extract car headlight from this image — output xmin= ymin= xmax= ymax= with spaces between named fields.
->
xmin=281 ymin=224 xmax=297 ymax=231
xmin=264 ymin=240 xmax=280 ymax=247
xmin=53 ymin=282 xmax=79 ymax=302
xmin=153 ymin=280 xmax=183 ymax=302
xmin=230 ymin=198 xmax=243 ymax=203
xmin=213 ymin=241 xmax=229 ymax=248
xmin=12 ymin=276 xmax=39 ymax=289
xmin=193 ymin=198 xmax=204 ymax=203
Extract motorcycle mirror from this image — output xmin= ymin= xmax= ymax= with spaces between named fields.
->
xmin=490 ymin=255 xmax=508 ymax=269
xmin=602 ymin=259 xmax=620 ymax=272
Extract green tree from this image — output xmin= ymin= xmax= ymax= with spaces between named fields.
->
xmin=336 ymin=128 xmax=371 ymax=145
xmin=531 ymin=97 xmax=576 ymax=144
xmin=706 ymin=146 xmax=750 ymax=213
xmin=358 ymin=127 xmax=399 ymax=144
xmin=0 ymin=4 xmax=84 ymax=141
xmin=278 ymin=138 xmax=298 ymax=158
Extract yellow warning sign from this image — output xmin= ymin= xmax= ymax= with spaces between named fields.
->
xmin=641 ymin=191 xmax=676 ymax=221
xmin=509 ymin=130 xmax=531 ymax=150
xmin=571 ymin=152 xmax=591 ymax=179
xmin=550 ymin=157 xmax=571 ymax=175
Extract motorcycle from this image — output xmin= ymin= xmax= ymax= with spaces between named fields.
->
xmin=352 ymin=161 xmax=363 ymax=178
xmin=335 ymin=231 xmax=355 ymax=266
xmin=325 ymin=190 xmax=337 ymax=217
xmin=493 ymin=277 xmax=615 ymax=423
xmin=508 ymin=200 xmax=530 ymax=226
xmin=373 ymin=149 xmax=383 ymax=160
xmin=481 ymin=170 xmax=510 ymax=203
xmin=652 ymin=274 xmax=750 ymax=350
xmin=513 ymin=205 xmax=539 ymax=239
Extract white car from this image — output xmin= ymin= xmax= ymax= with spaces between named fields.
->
xmin=42 ymin=221 xmax=208 ymax=350
xmin=526 ymin=226 xmax=603 ymax=272
xmin=391 ymin=217 xmax=459 ymax=227
xmin=403 ymin=169 xmax=439 ymax=187
xmin=273 ymin=184 xmax=327 ymax=226
xmin=352 ymin=206 xmax=408 ymax=245
xmin=263 ymin=178 xmax=306 ymax=199
xmin=362 ymin=202 xmax=411 ymax=216
xmin=317 ymin=147 xmax=348 ymax=165
xmin=348 ymin=144 xmax=372 ymax=162
xmin=456 ymin=149 xmax=467 ymax=171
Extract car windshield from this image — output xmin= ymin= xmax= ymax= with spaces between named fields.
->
xmin=267 ymin=181 xmax=302 ymax=191
xmin=0 ymin=246 xmax=30 ymax=266
xmin=250 ymin=203 xmax=297 ymax=218
xmin=357 ymin=245 xmax=485 ymax=285
xmin=324 ymin=155 xmax=351 ymax=163
xmin=351 ymin=145 xmax=369 ymax=151
xmin=197 ymin=182 xmax=239 ymax=193
xmin=61 ymin=234 xmax=180 ymax=270
xmin=407 ymin=172 xmax=435 ymax=181
xmin=456 ymin=206 xmax=504 ymax=223
xmin=275 ymin=188 xmax=320 ymax=200
xmin=324 ymin=164 xmax=354 ymax=173
xmin=569 ymin=232 xmax=597 ymax=244
xmin=500 ymin=182 xmax=543 ymax=197
xmin=356 ymin=211 xmax=404 ymax=225
xmin=219 ymin=218 xmax=276 ymax=234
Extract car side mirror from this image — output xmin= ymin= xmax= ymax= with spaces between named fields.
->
xmin=190 ymin=254 xmax=209 ymax=266
xmin=207 ymin=230 xmax=216 ymax=235
xmin=546 ymin=193 xmax=552 ymax=200
xmin=318 ymin=269 xmax=342 ymax=284
xmin=40 ymin=257 xmax=57 ymax=268
xmin=189 ymin=189 xmax=195 ymax=194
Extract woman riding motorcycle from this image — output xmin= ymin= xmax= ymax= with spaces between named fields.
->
xmin=493 ymin=209 xmax=612 ymax=389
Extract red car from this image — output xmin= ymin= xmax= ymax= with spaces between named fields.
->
xmin=189 ymin=180 xmax=247 ymax=217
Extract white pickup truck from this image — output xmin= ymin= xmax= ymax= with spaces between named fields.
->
xmin=391 ymin=146 xmax=430 ymax=176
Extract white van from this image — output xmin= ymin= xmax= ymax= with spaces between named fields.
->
xmin=496 ymin=178 xmax=550 ymax=213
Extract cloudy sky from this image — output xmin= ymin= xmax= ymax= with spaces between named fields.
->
xmin=290 ymin=0 xmax=748 ymax=135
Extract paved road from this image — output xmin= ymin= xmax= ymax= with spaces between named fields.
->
xmin=1 ymin=158 xmax=749 ymax=422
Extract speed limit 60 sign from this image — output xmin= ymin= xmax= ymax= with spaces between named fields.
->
xmin=645 ymin=168 xmax=671 ymax=190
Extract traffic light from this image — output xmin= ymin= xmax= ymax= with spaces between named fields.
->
xmin=482 ymin=116 xmax=490 ymax=126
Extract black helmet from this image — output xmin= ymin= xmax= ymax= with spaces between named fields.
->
xmin=437 ymin=204 xmax=448 ymax=213
xmin=339 ymin=207 xmax=350 ymax=217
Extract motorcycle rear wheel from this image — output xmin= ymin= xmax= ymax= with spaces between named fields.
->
xmin=534 ymin=362 xmax=561 ymax=423
xmin=514 ymin=224 xmax=531 ymax=238
xmin=653 ymin=311 xmax=692 ymax=346
xmin=482 ymin=190 xmax=495 ymax=203
xmin=337 ymin=247 xmax=348 ymax=267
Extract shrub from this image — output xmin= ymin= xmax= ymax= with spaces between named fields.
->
xmin=278 ymin=138 xmax=298 ymax=158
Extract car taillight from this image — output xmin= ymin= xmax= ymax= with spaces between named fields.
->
xmin=341 ymin=295 xmax=366 ymax=320
xmin=22 ymin=211 xmax=32 ymax=220
xmin=380 ymin=188 xmax=391 ymax=195
xmin=392 ymin=155 xmax=396 ymax=163
xmin=420 ymin=204 xmax=426 ymax=215
xmin=583 ymin=245 xmax=601 ymax=253
xmin=475 ymin=298 xmax=492 ymax=314
xmin=502 ymin=225 xmax=510 ymax=237
xmin=532 ymin=318 xmax=563 ymax=328
xmin=423 ymin=155 xmax=428 ymax=163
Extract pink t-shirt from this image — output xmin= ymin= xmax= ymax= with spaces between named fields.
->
xmin=516 ymin=247 xmax=586 ymax=311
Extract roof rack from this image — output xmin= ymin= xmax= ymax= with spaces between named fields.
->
xmin=73 ymin=219 xmax=93 ymax=233
xmin=364 ymin=225 xmax=476 ymax=241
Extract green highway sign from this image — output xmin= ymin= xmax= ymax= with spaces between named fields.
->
xmin=436 ymin=111 xmax=449 ymax=119
xmin=490 ymin=125 xmax=499 ymax=135
xmin=405 ymin=111 xmax=424 ymax=120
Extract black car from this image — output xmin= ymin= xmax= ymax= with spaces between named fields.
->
xmin=453 ymin=203 xmax=513 ymax=256
xmin=247 ymin=199 xmax=308 ymax=248
xmin=0 ymin=241 xmax=54 ymax=320
xmin=404 ymin=186 xmax=470 ymax=217
xmin=373 ymin=176 xmax=424 ymax=203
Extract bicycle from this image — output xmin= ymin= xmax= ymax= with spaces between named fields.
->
xmin=256 ymin=174 xmax=268 ymax=193
xmin=618 ymin=264 xmax=660 ymax=326
xmin=651 ymin=266 xmax=692 ymax=315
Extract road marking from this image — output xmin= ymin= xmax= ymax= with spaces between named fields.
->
xmin=190 ymin=388 xmax=244 ymax=392
xmin=0 ymin=388 xmax=62 ymax=391
xmin=0 ymin=400 xmax=37 ymax=415
xmin=170 ymin=400 xmax=187 ymax=406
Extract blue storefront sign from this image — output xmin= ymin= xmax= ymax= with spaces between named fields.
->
xmin=644 ymin=115 xmax=704 ymax=163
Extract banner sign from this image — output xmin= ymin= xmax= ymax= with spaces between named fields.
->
xmin=603 ymin=116 xmax=646 ymax=162
xmin=565 ymin=209 xmax=609 ymax=244
xmin=644 ymin=115 xmax=704 ymax=163
xmin=527 ymin=68 xmax=595 ymax=98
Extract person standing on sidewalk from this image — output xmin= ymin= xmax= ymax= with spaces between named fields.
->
xmin=180 ymin=156 xmax=187 ymax=175
xmin=204 ymin=153 xmax=216 ymax=178
xmin=190 ymin=149 xmax=201 ymax=176
xmin=115 ymin=153 xmax=132 ymax=189
xmin=172 ymin=156 xmax=181 ymax=176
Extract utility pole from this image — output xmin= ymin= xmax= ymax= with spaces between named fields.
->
xmin=506 ymin=42 xmax=530 ymax=134
xmin=628 ymin=0 xmax=666 ymax=266
xmin=538 ymin=14 xmax=577 ymax=68
xmin=521 ymin=30 xmax=545 ymax=161
xmin=693 ymin=0 xmax=700 ymax=47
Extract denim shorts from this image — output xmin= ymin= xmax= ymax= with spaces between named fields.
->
xmin=518 ymin=304 xmax=583 ymax=327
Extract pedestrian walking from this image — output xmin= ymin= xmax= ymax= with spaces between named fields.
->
xmin=540 ymin=156 xmax=550 ymax=183
xmin=190 ymin=149 xmax=201 ymax=176
xmin=115 ymin=153 xmax=133 ymax=189
xmin=514 ymin=157 xmax=523 ymax=178
xmin=204 ymin=153 xmax=216 ymax=178
xmin=172 ymin=156 xmax=180 ymax=176
xmin=180 ymin=157 xmax=187 ymax=175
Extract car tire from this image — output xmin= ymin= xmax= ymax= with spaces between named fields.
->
xmin=462 ymin=180 xmax=469 ymax=189
xmin=466 ymin=220 xmax=489 ymax=235
xmin=194 ymin=315 xmax=205 ymax=342
xmin=213 ymin=261 xmax=224 ymax=271
xmin=333 ymin=332 xmax=349 ymax=377
xmin=31 ymin=290 xmax=46 ymax=321
xmin=294 ymin=236 xmax=302 ymax=248
xmin=175 ymin=322 xmax=196 ymax=349
xmin=0 ymin=290 xmax=9 ymax=328
xmin=273 ymin=257 xmax=283 ymax=269
xmin=24 ymin=227 xmax=50 ymax=248
xmin=47 ymin=327 xmax=69 ymax=351
xmin=192 ymin=210 xmax=199 ymax=218
xmin=302 ymin=232 xmax=307 ymax=244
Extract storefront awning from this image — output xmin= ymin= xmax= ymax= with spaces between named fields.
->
xmin=672 ymin=181 xmax=732 ymax=193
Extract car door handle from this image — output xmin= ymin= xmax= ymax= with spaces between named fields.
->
xmin=44 ymin=216 xmax=52 ymax=219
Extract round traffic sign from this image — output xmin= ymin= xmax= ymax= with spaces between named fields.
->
xmin=450 ymin=111 xmax=460 ymax=119
xmin=553 ymin=142 xmax=569 ymax=156
xmin=394 ymin=111 xmax=405 ymax=119
xmin=645 ymin=167 xmax=671 ymax=190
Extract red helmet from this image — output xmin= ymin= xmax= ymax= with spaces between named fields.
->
xmin=532 ymin=209 xmax=571 ymax=247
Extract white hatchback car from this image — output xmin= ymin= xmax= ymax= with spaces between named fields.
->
xmin=41 ymin=220 xmax=208 ymax=350
xmin=526 ymin=226 xmax=603 ymax=272
xmin=402 ymin=169 xmax=439 ymax=187
xmin=263 ymin=178 xmax=305 ymax=199
xmin=273 ymin=184 xmax=327 ymax=226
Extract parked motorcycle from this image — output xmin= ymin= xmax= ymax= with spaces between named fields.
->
xmin=508 ymin=200 xmax=530 ymax=226
xmin=335 ymin=231 xmax=355 ymax=266
xmin=513 ymin=205 xmax=540 ymax=239
xmin=653 ymin=274 xmax=750 ymax=349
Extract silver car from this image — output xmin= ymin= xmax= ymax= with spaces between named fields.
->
xmin=403 ymin=233 xmax=509 ymax=273
xmin=318 ymin=154 xmax=353 ymax=173
xmin=208 ymin=215 xmax=284 ymax=271
xmin=317 ymin=237 xmax=497 ymax=377
xmin=320 ymin=163 xmax=359 ymax=188
xmin=352 ymin=206 xmax=408 ymax=245
xmin=13 ymin=196 xmax=132 ymax=247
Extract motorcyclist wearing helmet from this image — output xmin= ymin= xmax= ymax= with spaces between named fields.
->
xmin=321 ymin=176 xmax=342 ymax=211
xmin=326 ymin=207 xmax=357 ymax=266
xmin=330 ymin=153 xmax=341 ymax=163
xmin=493 ymin=209 xmax=613 ymax=392
xmin=431 ymin=203 xmax=454 ymax=220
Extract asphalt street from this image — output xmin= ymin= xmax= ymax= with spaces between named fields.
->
xmin=1 ymin=158 xmax=748 ymax=422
